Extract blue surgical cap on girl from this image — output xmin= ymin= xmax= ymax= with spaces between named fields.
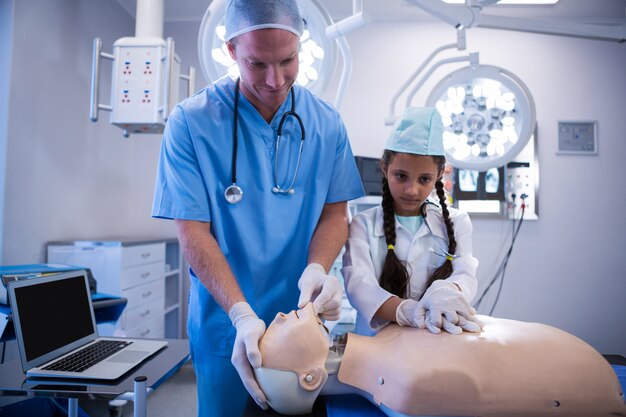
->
xmin=385 ymin=107 xmax=445 ymax=156
xmin=224 ymin=0 xmax=304 ymax=42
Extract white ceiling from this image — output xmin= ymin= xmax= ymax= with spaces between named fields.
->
xmin=114 ymin=0 xmax=626 ymax=24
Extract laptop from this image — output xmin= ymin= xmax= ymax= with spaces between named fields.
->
xmin=7 ymin=270 xmax=168 ymax=380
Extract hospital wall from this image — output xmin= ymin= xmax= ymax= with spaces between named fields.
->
xmin=1 ymin=0 xmax=173 ymax=267
xmin=1 ymin=0 xmax=625 ymax=357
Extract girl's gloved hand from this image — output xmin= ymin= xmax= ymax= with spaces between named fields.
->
xmin=395 ymin=299 xmax=426 ymax=328
xmin=419 ymin=280 xmax=483 ymax=335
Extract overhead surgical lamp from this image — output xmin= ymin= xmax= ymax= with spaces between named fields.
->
xmin=426 ymin=64 xmax=536 ymax=171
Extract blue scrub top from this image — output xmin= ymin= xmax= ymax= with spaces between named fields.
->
xmin=152 ymin=76 xmax=364 ymax=356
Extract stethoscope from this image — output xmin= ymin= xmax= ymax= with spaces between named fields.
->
xmin=224 ymin=78 xmax=306 ymax=204
xmin=422 ymin=201 xmax=459 ymax=260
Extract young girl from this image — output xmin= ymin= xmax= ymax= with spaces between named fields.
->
xmin=342 ymin=107 xmax=482 ymax=336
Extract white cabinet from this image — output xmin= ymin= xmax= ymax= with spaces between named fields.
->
xmin=47 ymin=238 xmax=184 ymax=339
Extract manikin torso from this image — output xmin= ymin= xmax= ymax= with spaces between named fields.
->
xmin=255 ymin=303 xmax=626 ymax=417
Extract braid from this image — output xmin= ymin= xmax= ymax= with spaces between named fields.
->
xmin=378 ymin=176 xmax=410 ymax=298
xmin=426 ymin=179 xmax=456 ymax=287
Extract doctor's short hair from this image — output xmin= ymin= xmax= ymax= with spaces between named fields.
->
xmin=378 ymin=151 xmax=456 ymax=299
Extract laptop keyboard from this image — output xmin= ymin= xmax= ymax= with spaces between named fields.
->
xmin=43 ymin=340 xmax=133 ymax=373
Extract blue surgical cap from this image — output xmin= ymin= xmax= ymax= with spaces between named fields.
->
xmin=224 ymin=0 xmax=304 ymax=42
xmin=385 ymin=107 xmax=445 ymax=156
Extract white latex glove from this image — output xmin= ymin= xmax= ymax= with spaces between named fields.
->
xmin=395 ymin=299 xmax=426 ymax=328
xmin=297 ymin=263 xmax=343 ymax=321
xmin=420 ymin=280 xmax=483 ymax=335
xmin=229 ymin=302 xmax=269 ymax=410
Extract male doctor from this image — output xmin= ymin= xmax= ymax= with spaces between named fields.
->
xmin=151 ymin=0 xmax=364 ymax=415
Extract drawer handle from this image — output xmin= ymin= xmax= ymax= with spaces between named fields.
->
xmin=140 ymin=272 xmax=151 ymax=278
xmin=140 ymin=309 xmax=150 ymax=317
xmin=141 ymin=252 xmax=152 ymax=258
xmin=141 ymin=329 xmax=150 ymax=336
xmin=142 ymin=291 xmax=152 ymax=298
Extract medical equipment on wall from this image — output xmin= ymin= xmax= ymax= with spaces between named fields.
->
xmin=198 ymin=0 xmax=367 ymax=110
xmin=224 ymin=79 xmax=305 ymax=204
xmin=446 ymin=135 xmax=538 ymax=220
xmin=89 ymin=0 xmax=195 ymax=137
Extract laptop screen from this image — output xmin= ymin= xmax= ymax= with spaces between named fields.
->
xmin=10 ymin=271 xmax=97 ymax=366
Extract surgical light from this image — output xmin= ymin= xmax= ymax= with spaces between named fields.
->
xmin=198 ymin=0 xmax=335 ymax=95
xmin=426 ymin=64 xmax=536 ymax=171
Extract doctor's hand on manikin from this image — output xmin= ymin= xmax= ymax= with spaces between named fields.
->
xmin=229 ymin=301 xmax=269 ymax=410
xmin=396 ymin=280 xmax=483 ymax=335
xmin=297 ymin=263 xmax=343 ymax=321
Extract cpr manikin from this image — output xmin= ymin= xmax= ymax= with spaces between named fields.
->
xmin=255 ymin=303 xmax=626 ymax=416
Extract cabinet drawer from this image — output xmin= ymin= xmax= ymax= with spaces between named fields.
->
xmin=121 ymin=243 xmax=165 ymax=269
xmin=122 ymin=297 xmax=164 ymax=331
xmin=120 ymin=261 xmax=164 ymax=290
xmin=125 ymin=315 xmax=164 ymax=339
xmin=122 ymin=279 xmax=165 ymax=310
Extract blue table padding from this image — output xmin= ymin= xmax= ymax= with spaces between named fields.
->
xmin=613 ymin=365 xmax=626 ymax=393
xmin=326 ymin=394 xmax=384 ymax=417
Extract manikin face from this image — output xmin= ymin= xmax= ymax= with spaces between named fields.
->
xmin=258 ymin=303 xmax=331 ymax=391
xmin=381 ymin=153 xmax=442 ymax=216
xmin=227 ymin=29 xmax=300 ymax=122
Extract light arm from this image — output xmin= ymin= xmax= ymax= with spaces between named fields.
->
xmin=407 ymin=0 xmax=626 ymax=42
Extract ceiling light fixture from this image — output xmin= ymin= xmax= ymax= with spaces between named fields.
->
xmin=425 ymin=64 xmax=536 ymax=170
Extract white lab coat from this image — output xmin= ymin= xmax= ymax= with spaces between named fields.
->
xmin=341 ymin=202 xmax=478 ymax=335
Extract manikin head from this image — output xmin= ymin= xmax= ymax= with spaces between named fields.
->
xmin=254 ymin=303 xmax=332 ymax=415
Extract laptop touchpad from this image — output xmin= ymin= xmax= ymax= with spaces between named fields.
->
xmin=108 ymin=350 xmax=149 ymax=363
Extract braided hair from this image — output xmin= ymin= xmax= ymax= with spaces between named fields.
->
xmin=423 ymin=171 xmax=457 ymax=289
xmin=379 ymin=173 xmax=411 ymax=298
xmin=378 ymin=152 xmax=457 ymax=299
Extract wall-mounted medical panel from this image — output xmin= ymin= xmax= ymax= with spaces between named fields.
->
xmin=110 ymin=37 xmax=169 ymax=134
xmin=450 ymin=134 xmax=539 ymax=221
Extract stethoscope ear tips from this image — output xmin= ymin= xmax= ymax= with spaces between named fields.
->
xmin=271 ymin=186 xmax=279 ymax=194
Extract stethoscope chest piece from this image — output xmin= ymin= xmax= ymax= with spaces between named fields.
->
xmin=224 ymin=78 xmax=304 ymax=204
xmin=225 ymin=184 xmax=243 ymax=204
